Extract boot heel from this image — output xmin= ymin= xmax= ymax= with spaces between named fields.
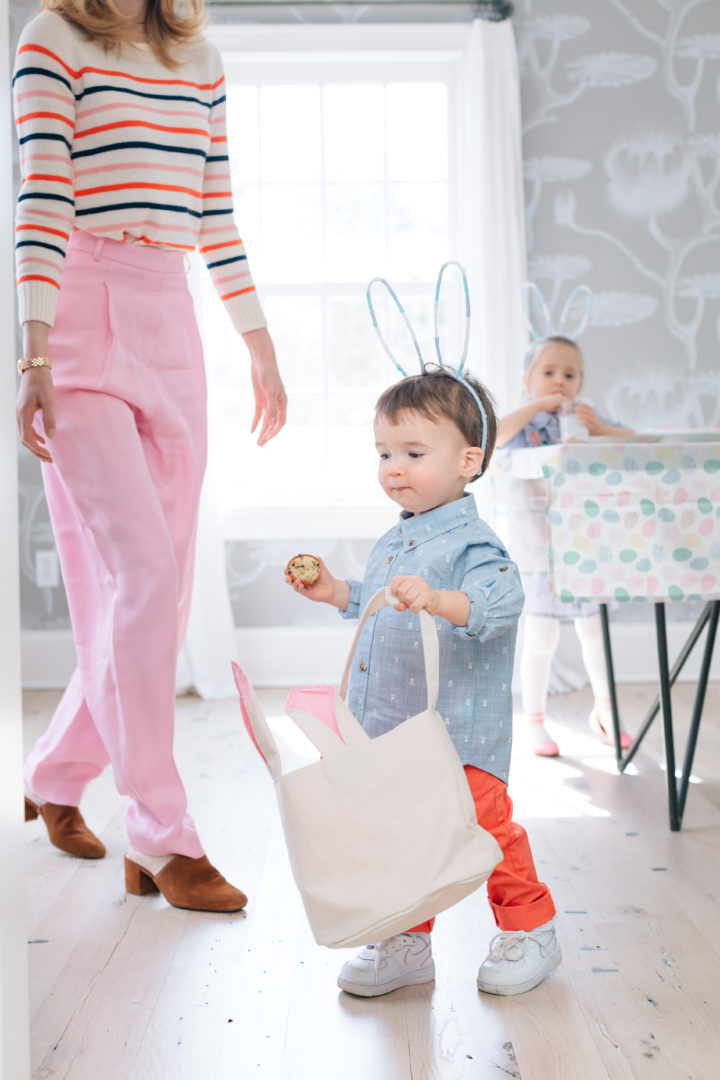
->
xmin=125 ymin=856 xmax=159 ymax=897
xmin=24 ymin=797 xmax=39 ymax=822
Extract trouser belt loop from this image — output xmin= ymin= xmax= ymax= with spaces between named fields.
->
xmin=93 ymin=237 xmax=105 ymax=261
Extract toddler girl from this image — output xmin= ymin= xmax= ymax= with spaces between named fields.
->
xmin=496 ymin=335 xmax=633 ymax=756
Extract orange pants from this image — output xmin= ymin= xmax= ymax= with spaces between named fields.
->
xmin=410 ymin=766 xmax=556 ymax=934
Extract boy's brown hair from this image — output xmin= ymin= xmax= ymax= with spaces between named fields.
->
xmin=375 ymin=366 xmax=497 ymax=480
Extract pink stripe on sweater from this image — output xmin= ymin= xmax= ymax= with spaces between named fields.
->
xmin=26 ymin=207 xmax=74 ymax=225
xmin=17 ymin=255 xmax=61 ymax=273
xmin=76 ymin=100 xmax=208 ymax=123
xmin=22 ymin=153 xmax=70 ymax=165
xmin=214 ymin=269 xmax=251 ymax=285
xmin=16 ymin=89 xmax=72 ymax=107
xmin=74 ymin=161 xmax=204 ymax=180
xmin=121 ymin=220 xmax=196 ymax=236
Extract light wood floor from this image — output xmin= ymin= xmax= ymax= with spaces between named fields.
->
xmin=23 ymin=680 xmax=720 ymax=1080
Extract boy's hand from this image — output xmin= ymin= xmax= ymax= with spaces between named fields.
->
xmin=390 ymin=576 xmax=471 ymax=627
xmin=390 ymin=576 xmax=438 ymax=614
xmin=285 ymin=557 xmax=349 ymax=610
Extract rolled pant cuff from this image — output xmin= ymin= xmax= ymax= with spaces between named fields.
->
xmin=491 ymin=897 xmax=556 ymax=933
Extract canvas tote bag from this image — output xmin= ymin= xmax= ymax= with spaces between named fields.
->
xmin=232 ymin=587 xmax=502 ymax=949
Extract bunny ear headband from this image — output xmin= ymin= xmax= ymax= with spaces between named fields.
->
xmin=366 ymin=261 xmax=488 ymax=454
xmin=520 ymin=282 xmax=593 ymax=370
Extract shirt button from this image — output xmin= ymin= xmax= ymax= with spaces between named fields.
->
xmin=408 ymin=539 xmax=414 ymax=546
xmin=387 ymin=556 xmax=393 ymax=563
xmin=359 ymin=662 xmax=368 ymax=671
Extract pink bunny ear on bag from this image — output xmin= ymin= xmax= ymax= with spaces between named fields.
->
xmin=231 ymin=661 xmax=282 ymax=777
xmin=284 ymin=686 xmax=341 ymax=737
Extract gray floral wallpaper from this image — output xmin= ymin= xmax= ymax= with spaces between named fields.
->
xmin=10 ymin=0 xmax=719 ymax=632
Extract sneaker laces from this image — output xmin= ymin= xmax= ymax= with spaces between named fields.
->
xmin=487 ymin=928 xmax=552 ymax=963
xmin=366 ymin=934 xmax=417 ymax=968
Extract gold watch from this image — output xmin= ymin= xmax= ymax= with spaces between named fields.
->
xmin=17 ymin=356 xmax=52 ymax=375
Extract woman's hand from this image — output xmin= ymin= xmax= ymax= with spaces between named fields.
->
xmin=285 ymin=558 xmax=350 ymax=610
xmin=17 ymin=367 xmax=55 ymax=463
xmin=242 ymin=327 xmax=287 ymax=446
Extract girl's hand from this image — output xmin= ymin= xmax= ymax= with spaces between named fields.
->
xmin=285 ymin=557 xmax=349 ymax=609
xmin=574 ymin=402 xmax=606 ymax=435
xmin=17 ymin=367 xmax=56 ymax=462
xmin=538 ymin=392 xmax=567 ymax=414
xmin=390 ymin=576 xmax=438 ymax=614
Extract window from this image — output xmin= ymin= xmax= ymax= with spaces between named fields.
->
xmin=194 ymin=25 xmax=468 ymax=535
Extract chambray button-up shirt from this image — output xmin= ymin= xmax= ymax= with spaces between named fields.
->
xmin=341 ymin=493 xmax=524 ymax=784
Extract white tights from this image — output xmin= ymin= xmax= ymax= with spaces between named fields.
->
xmin=521 ymin=614 xmax=611 ymax=731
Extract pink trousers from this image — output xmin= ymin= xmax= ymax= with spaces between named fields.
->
xmin=25 ymin=232 xmax=207 ymax=856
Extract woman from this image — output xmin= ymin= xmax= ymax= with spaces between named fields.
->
xmin=15 ymin=0 xmax=286 ymax=911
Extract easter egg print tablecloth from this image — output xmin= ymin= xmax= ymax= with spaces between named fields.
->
xmin=541 ymin=441 xmax=720 ymax=603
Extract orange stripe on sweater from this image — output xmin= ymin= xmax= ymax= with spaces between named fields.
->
xmin=75 ymin=181 xmax=202 ymax=199
xmin=16 ymin=223 xmax=70 ymax=239
xmin=25 ymin=173 xmax=73 ymax=185
xmin=199 ymin=238 xmax=242 ymax=253
xmin=17 ymin=43 xmax=224 ymax=91
xmin=17 ymin=274 xmax=60 ymax=288
xmin=75 ymin=119 xmax=207 ymax=140
xmin=16 ymin=110 xmax=74 ymax=128
xmin=220 ymin=286 xmax=255 ymax=300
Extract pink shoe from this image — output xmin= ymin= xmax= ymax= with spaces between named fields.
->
xmin=527 ymin=716 xmax=560 ymax=757
xmin=589 ymin=710 xmax=631 ymax=749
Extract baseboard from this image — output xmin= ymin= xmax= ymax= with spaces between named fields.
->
xmin=21 ymin=620 xmax=720 ymax=691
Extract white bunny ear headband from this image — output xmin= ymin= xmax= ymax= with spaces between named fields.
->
xmin=366 ymin=261 xmax=488 ymax=455
xmin=520 ymin=282 xmax=593 ymax=370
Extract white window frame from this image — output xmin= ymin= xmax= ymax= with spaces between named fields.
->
xmin=206 ymin=23 xmax=470 ymax=540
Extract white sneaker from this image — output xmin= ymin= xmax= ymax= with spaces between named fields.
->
xmin=337 ymin=932 xmax=435 ymax=997
xmin=477 ymin=919 xmax=561 ymax=995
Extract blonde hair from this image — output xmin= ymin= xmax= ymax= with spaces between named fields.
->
xmin=44 ymin=0 xmax=206 ymax=69
xmin=523 ymin=335 xmax=584 ymax=383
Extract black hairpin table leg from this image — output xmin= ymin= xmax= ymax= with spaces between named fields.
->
xmin=599 ymin=600 xmax=719 ymax=830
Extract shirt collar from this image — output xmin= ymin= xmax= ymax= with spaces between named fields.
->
xmin=395 ymin=492 xmax=479 ymax=550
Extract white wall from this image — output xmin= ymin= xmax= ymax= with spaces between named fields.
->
xmin=0 ymin=0 xmax=30 ymax=1071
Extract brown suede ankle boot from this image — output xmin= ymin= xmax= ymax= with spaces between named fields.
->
xmin=25 ymin=797 xmax=106 ymax=859
xmin=124 ymin=854 xmax=247 ymax=912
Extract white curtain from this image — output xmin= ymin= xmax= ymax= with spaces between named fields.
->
xmin=176 ymin=458 xmax=238 ymax=699
xmin=460 ymin=17 xmax=528 ymax=418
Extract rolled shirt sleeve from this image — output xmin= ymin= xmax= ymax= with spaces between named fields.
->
xmin=339 ymin=578 xmax=363 ymax=620
xmin=455 ymin=549 xmax=525 ymax=642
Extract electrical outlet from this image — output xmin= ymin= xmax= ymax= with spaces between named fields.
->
xmin=35 ymin=549 xmax=60 ymax=589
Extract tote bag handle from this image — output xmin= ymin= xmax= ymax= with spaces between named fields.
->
xmin=338 ymin=587 xmax=440 ymax=711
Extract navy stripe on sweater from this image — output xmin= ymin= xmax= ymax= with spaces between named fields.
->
xmin=12 ymin=65 xmax=72 ymax=92
xmin=16 ymin=239 xmax=66 ymax=257
xmin=71 ymin=140 xmax=208 ymax=160
xmin=75 ymin=201 xmax=202 ymax=219
xmin=19 ymin=132 xmax=72 ymax=151
xmin=206 ymin=254 xmax=248 ymax=269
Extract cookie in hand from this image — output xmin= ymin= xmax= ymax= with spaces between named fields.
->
xmin=285 ymin=554 xmax=321 ymax=584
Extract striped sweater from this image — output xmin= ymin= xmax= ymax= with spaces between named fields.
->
xmin=13 ymin=10 xmax=265 ymax=333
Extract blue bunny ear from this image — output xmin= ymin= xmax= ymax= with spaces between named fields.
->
xmin=558 ymin=285 xmax=593 ymax=340
xmin=366 ymin=276 xmax=424 ymax=377
xmin=520 ymin=282 xmax=553 ymax=340
xmin=433 ymin=260 xmax=471 ymax=376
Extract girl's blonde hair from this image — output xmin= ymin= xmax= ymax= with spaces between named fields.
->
xmin=44 ymin=0 xmax=206 ymax=69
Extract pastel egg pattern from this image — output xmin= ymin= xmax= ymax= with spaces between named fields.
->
xmin=540 ymin=444 xmax=720 ymax=603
